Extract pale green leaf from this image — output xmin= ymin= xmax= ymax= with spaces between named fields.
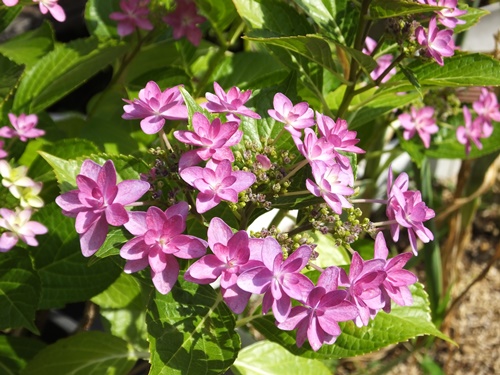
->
xmin=0 ymin=249 xmax=41 ymax=333
xmin=147 ymin=281 xmax=240 ymax=375
xmin=232 ymin=340 xmax=331 ymax=375
xmin=21 ymin=331 xmax=136 ymax=375
xmin=454 ymin=5 xmax=490 ymax=34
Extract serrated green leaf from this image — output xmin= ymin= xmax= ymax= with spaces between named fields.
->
xmin=369 ymin=0 xmax=443 ymax=19
xmin=291 ymin=0 xmax=359 ymax=46
xmin=0 ymin=336 xmax=46 ymax=375
xmin=0 ymin=249 xmax=41 ymax=333
xmin=232 ymin=340 xmax=331 ymax=375
xmin=21 ymin=331 xmax=136 ymax=375
xmin=147 ymin=281 xmax=240 ymax=375
xmin=385 ymin=53 xmax=500 ymax=91
xmin=93 ymin=227 xmax=129 ymax=259
xmin=233 ymin=0 xmax=313 ymax=36
xmin=0 ymin=21 xmax=54 ymax=68
xmin=250 ymin=283 xmax=452 ymax=359
xmin=32 ymin=203 xmax=122 ymax=309
xmin=92 ymin=272 xmax=148 ymax=309
xmin=454 ymin=5 xmax=489 ymax=34
xmin=13 ymin=37 xmax=127 ymax=113
xmin=0 ymin=6 xmax=21 ymax=34
xmin=38 ymin=152 xmax=81 ymax=192
xmin=0 ymin=53 xmax=23 ymax=103
xmin=85 ymin=0 xmax=120 ymax=39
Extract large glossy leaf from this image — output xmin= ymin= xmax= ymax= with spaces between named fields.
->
xmin=291 ymin=0 xmax=359 ymax=45
xmin=13 ymin=37 xmax=127 ymax=113
xmin=85 ymin=0 xmax=120 ymax=39
xmin=147 ymin=280 xmax=240 ymax=375
xmin=0 ymin=336 xmax=46 ymax=375
xmin=31 ymin=203 xmax=122 ymax=309
xmin=369 ymin=0 xmax=443 ymax=19
xmin=385 ymin=53 xmax=500 ymax=91
xmin=0 ymin=21 xmax=54 ymax=68
xmin=250 ymin=283 xmax=452 ymax=359
xmin=232 ymin=340 xmax=331 ymax=375
xmin=0 ymin=249 xmax=41 ymax=333
xmin=195 ymin=0 xmax=237 ymax=34
xmin=21 ymin=331 xmax=136 ymax=375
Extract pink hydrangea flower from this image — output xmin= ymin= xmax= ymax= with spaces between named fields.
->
xmin=415 ymin=17 xmax=455 ymax=66
xmin=184 ymin=217 xmax=262 ymax=313
xmin=456 ymin=105 xmax=484 ymax=156
xmin=120 ymin=202 xmax=207 ymax=294
xmin=386 ymin=168 xmax=435 ymax=255
xmin=306 ymin=161 xmax=354 ymax=215
xmin=237 ymin=239 xmax=315 ymax=322
xmin=373 ymin=232 xmax=417 ymax=312
xmin=109 ymin=0 xmax=154 ymax=37
xmin=2 ymin=0 xmax=19 ymax=6
xmin=163 ymin=0 xmax=206 ymax=46
xmin=33 ymin=0 xmax=66 ymax=22
xmin=267 ymin=93 xmax=315 ymax=137
xmin=203 ymin=82 xmax=261 ymax=123
xmin=398 ymin=106 xmax=439 ymax=148
xmin=122 ymin=81 xmax=188 ymax=134
xmin=180 ymin=159 xmax=256 ymax=213
xmin=0 ymin=208 xmax=48 ymax=252
xmin=362 ymin=37 xmax=396 ymax=83
xmin=277 ymin=267 xmax=358 ymax=351
xmin=174 ymin=112 xmax=242 ymax=170
xmin=473 ymin=88 xmax=500 ymax=137
xmin=55 ymin=159 xmax=150 ymax=257
xmin=294 ymin=128 xmax=335 ymax=166
xmin=417 ymin=0 xmax=466 ymax=29
xmin=338 ymin=252 xmax=386 ymax=327
xmin=0 ymin=113 xmax=45 ymax=142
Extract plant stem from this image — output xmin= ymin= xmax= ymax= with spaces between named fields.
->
xmin=279 ymin=159 xmax=309 ymax=185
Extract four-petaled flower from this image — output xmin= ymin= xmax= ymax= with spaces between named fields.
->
xmin=237 ymin=239 xmax=314 ymax=322
xmin=174 ymin=112 xmax=242 ymax=170
xmin=0 ymin=113 xmax=45 ymax=142
xmin=120 ymin=202 xmax=208 ymax=294
xmin=180 ymin=159 xmax=256 ymax=214
xmin=109 ymin=0 xmax=154 ymax=37
xmin=415 ymin=17 xmax=455 ymax=66
xmin=268 ymin=93 xmax=315 ymax=137
xmin=184 ymin=217 xmax=261 ymax=313
xmin=399 ymin=106 xmax=439 ymax=148
xmin=0 ymin=208 xmax=48 ymax=252
xmin=122 ymin=81 xmax=188 ymax=134
xmin=203 ymin=82 xmax=261 ymax=123
xmin=278 ymin=267 xmax=358 ymax=351
xmin=163 ymin=0 xmax=206 ymax=46
xmin=55 ymin=159 xmax=150 ymax=257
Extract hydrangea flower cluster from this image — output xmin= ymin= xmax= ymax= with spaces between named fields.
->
xmin=457 ymin=88 xmax=499 ymax=155
xmin=54 ymin=80 xmax=439 ymax=351
xmin=398 ymin=106 xmax=438 ymax=148
xmin=2 ymin=0 xmax=65 ymax=22
xmin=0 ymin=114 xmax=47 ymax=252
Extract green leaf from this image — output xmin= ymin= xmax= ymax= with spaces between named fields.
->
xmin=147 ymin=281 xmax=240 ymax=375
xmin=92 ymin=272 xmax=148 ymax=309
xmin=291 ymin=0 xmax=359 ymax=45
xmin=310 ymin=232 xmax=350 ymax=267
xmin=0 ymin=21 xmax=54 ymax=69
xmin=232 ymin=340 xmax=331 ymax=375
xmin=32 ymin=203 xmax=122 ymax=309
xmin=0 ymin=6 xmax=21 ymax=34
xmin=453 ymin=5 xmax=490 ymax=34
xmin=251 ymin=283 xmax=453 ymax=359
xmin=233 ymin=0 xmax=314 ymax=36
xmin=21 ymin=331 xmax=136 ymax=375
xmin=85 ymin=0 xmax=120 ymax=39
xmin=195 ymin=0 xmax=237 ymax=34
xmin=93 ymin=227 xmax=129 ymax=259
xmin=0 ymin=249 xmax=41 ymax=333
xmin=0 ymin=336 xmax=46 ymax=375
xmin=369 ymin=0 xmax=443 ymax=19
xmin=385 ymin=53 xmax=500 ymax=91
xmin=0 ymin=54 xmax=23 ymax=103
xmin=245 ymin=34 xmax=343 ymax=78
xmin=13 ymin=37 xmax=128 ymax=113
